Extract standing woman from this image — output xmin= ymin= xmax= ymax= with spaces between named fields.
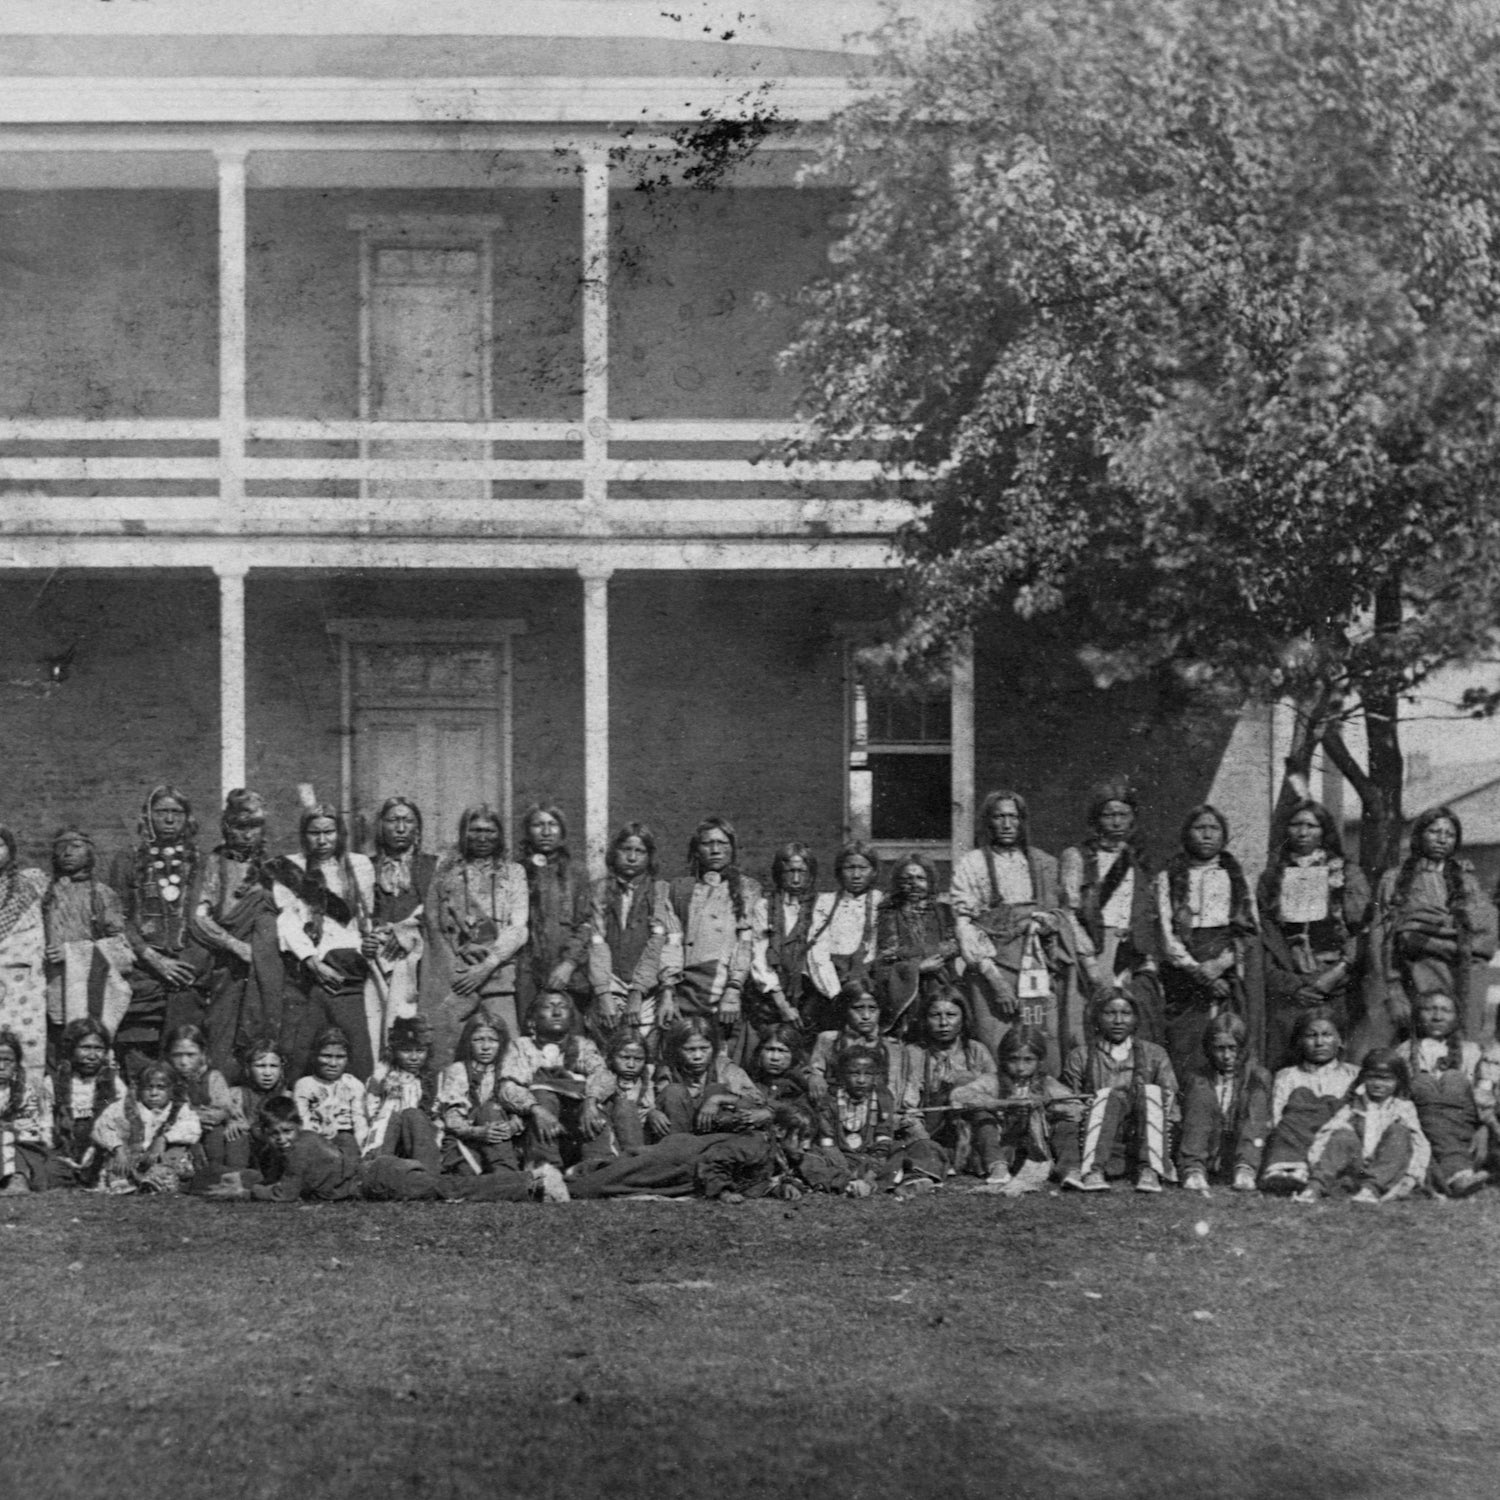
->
xmin=1155 ymin=804 xmax=1261 ymax=1085
xmin=658 ymin=817 xmax=771 ymax=1066
xmin=364 ymin=796 xmax=437 ymax=1066
xmin=268 ymin=804 xmax=376 ymax=1081
xmin=1361 ymin=805 xmax=1498 ymax=1052
xmin=1258 ymin=800 xmax=1371 ymax=1068
xmin=0 ymin=827 xmax=48 ymax=1076
xmin=419 ymin=804 xmax=528 ymax=1066
xmin=192 ymin=789 xmax=283 ymax=1080
xmin=1060 ymin=783 xmax=1163 ymax=1045
xmin=805 ymin=840 xmax=885 ymax=1037
xmin=514 ymin=804 xmax=592 ymax=1023
xmin=950 ymin=789 xmax=1081 ymax=1061
xmin=762 ymin=842 xmax=819 ymax=1036
xmin=109 ymin=785 xmax=210 ymax=1074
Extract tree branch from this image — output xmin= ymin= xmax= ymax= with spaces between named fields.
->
xmin=1321 ymin=724 xmax=1377 ymax=807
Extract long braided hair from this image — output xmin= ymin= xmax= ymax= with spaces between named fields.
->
xmin=1263 ymin=799 xmax=1346 ymax=921
xmin=453 ymin=1012 xmax=511 ymax=1114
xmin=1165 ymin=804 xmax=1254 ymax=941
xmin=686 ymin=817 xmax=748 ymax=924
xmin=53 ymin=1017 xmax=120 ymax=1130
xmin=1392 ymin=806 xmax=1472 ymax=979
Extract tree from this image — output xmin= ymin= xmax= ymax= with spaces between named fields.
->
xmin=787 ymin=0 xmax=1500 ymax=872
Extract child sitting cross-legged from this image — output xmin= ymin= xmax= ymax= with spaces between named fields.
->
xmin=1177 ymin=1013 xmax=1272 ymax=1194
xmin=1294 ymin=1048 xmax=1430 ymax=1204
xmin=45 ymin=1018 xmax=124 ymax=1188
xmin=601 ymin=1029 xmax=655 ymax=1151
xmin=292 ymin=1026 xmax=369 ymax=1169
xmin=816 ymin=1043 xmax=900 ymax=1195
xmin=435 ymin=1014 xmax=523 ymax=1178
xmin=894 ymin=985 xmax=1003 ymax=1187
xmin=1059 ymin=991 xmax=1178 ymax=1193
xmin=92 ymin=1061 xmax=202 ymax=1194
xmin=500 ymin=991 xmax=615 ymax=1202
xmin=950 ymin=1024 xmax=1082 ymax=1195
xmin=205 ymin=1094 xmax=530 ymax=1203
xmin=363 ymin=1016 xmax=443 ymax=1174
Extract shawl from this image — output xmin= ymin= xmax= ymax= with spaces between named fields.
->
xmin=0 ymin=865 xmax=44 ymax=945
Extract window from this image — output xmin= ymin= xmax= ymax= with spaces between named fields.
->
xmin=847 ymin=653 xmax=953 ymax=853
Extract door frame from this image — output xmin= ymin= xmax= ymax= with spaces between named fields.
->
xmin=348 ymin=213 xmax=505 ymax=499
xmin=325 ymin=617 xmax=527 ymax=853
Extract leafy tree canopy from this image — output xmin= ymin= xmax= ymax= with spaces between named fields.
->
xmin=788 ymin=0 xmax=1500 ymax=863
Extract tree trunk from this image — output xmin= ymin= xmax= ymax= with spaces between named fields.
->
xmin=1359 ymin=573 xmax=1406 ymax=876
xmin=1271 ymin=689 xmax=1333 ymax=833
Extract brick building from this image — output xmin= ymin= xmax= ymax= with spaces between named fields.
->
xmin=0 ymin=1 xmax=1261 ymax=882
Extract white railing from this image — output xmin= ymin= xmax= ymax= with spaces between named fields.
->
xmin=0 ymin=417 xmax=913 ymax=534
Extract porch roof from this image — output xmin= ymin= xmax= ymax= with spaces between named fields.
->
xmin=0 ymin=1 xmax=978 ymax=127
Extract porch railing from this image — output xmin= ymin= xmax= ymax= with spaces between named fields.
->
xmin=0 ymin=417 xmax=913 ymax=536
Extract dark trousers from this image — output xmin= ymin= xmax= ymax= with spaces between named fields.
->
xmin=1309 ymin=1123 xmax=1414 ymax=1195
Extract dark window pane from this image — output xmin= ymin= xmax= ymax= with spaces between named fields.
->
xmin=868 ymin=692 xmax=923 ymax=742
xmin=923 ymin=697 xmax=951 ymax=740
xmin=871 ymin=753 xmax=951 ymax=842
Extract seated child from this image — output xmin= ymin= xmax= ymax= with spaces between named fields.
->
xmin=436 ymin=1014 xmax=523 ymax=1177
xmin=165 ymin=1023 xmax=241 ymax=1176
xmin=92 ymin=1060 xmax=202 ymax=1194
xmin=499 ymin=991 xmax=614 ymax=1200
xmin=1259 ymin=1006 xmax=1358 ymax=1194
xmin=1295 ymin=1048 xmax=1430 ymax=1203
xmin=364 ymin=1016 xmax=442 ymax=1174
xmin=206 ymin=1095 xmax=530 ymax=1203
xmin=1404 ymin=991 xmax=1497 ymax=1198
xmin=816 ymin=1044 xmax=900 ymax=1194
xmin=1059 ymin=992 xmax=1178 ymax=1193
xmin=45 ymin=1019 xmax=125 ymax=1188
xmin=569 ymin=1098 xmax=850 ymax=1201
xmin=951 ymin=1024 xmax=1081 ymax=1195
xmin=807 ymin=981 xmax=906 ymax=1102
xmin=292 ymin=1026 xmax=369 ymax=1167
xmin=895 ymin=987 xmax=1003 ymax=1184
xmin=224 ymin=1038 xmax=290 ymax=1175
xmin=748 ymin=1023 xmax=810 ymax=1107
xmin=0 ymin=1028 xmax=52 ymax=1193
xmin=650 ymin=1016 xmax=759 ymax=1138
xmin=602 ymin=1029 xmax=655 ymax=1151
xmin=1177 ymin=1013 xmax=1271 ymax=1194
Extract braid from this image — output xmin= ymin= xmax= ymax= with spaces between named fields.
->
xmin=1392 ymin=852 xmax=1422 ymax=911
xmin=1445 ymin=856 xmax=1473 ymax=971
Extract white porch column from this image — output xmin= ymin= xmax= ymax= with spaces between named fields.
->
xmin=580 ymin=146 xmax=610 ymax=530
xmin=216 ymin=148 xmax=248 ymax=520
xmin=217 ymin=562 xmax=249 ymax=799
xmin=950 ymin=631 xmax=976 ymax=857
xmin=581 ymin=566 xmax=614 ymax=877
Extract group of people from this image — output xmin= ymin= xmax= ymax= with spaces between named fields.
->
xmin=0 ymin=779 xmax=1494 ymax=1207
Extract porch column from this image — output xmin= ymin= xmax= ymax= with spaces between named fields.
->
xmin=217 ymin=562 xmax=248 ymax=799
xmin=216 ymin=148 xmax=248 ymax=519
xmin=580 ymin=146 xmax=610 ymax=530
xmin=580 ymin=567 xmax=614 ymax=877
xmin=951 ymin=631 xmax=976 ymax=856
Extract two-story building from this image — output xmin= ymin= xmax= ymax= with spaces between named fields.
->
xmin=0 ymin=0 xmax=1257 ymax=879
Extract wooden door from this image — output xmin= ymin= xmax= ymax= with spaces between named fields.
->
xmin=365 ymin=244 xmax=490 ymax=498
xmin=348 ymin=639 xmax=508 ymax=854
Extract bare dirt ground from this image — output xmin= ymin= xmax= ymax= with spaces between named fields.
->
xmin=1 ymin=1187 xmax=1494 ymax=1499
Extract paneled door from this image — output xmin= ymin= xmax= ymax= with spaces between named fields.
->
xmin=352 ymin=707 xmax=496 ymax=855
xmin=341 ymin=632 xmax=513 ymax=855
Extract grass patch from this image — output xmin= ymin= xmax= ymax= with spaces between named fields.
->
xmin=1 ymin=1189 xmax=1496 ymax=1499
